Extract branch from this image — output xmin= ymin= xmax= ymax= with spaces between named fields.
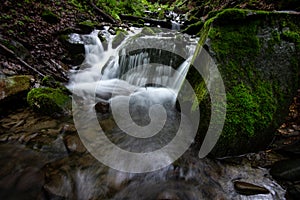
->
xmin=0 ymin=43 xmax=45 ymax=77
xmin=119 ymin=14 xmax=172 ymax=29
xmin=90 ymin=0 xmax=118 ymax=24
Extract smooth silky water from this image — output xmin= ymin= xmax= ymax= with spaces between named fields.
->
xmin=0 ymin=28 xmax=286 ymax=199
xmin=64 ymin=27 xmax=287 ymax=199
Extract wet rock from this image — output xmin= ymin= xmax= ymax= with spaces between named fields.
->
xmin=95 ymin=101 xmax=110 ymax=114
xmin=141 ymin=27 xmax=155 ymax=35
xmin=27 ymin=87 xmax=71 ymax=116
xmin=58 ymin=34 xmax=85 ymax=65
xmin=77 ymin=20 xmax=98 ymax=34
xmin=99 ymin=118 xmax=117 ymax=133
xmin=0 ymin=75 xmax=32 ymax=100
xmin=233 ymin=181 xmax=270 ymax=195
xmin=270 ymin=158 xmax=300 ymax=181
xmin=0 ymin=144 xmax=46 ymax=200
xmin=112 ymin=31 xmax=128 ymax=49
xmin=276 ymin=140 xmax=300 ymax=156
xmin=43 ymin=172 xmax=72 ymax=198
xmin=64 ymin=135 xmax=86 ymax=153
xmin=40 ymin=137 xmax=68 ymax=160
xmin=157 ymin=190 xmax=180 ymax=200
xmin=0 ymin=75 xmax=33 ymax=112
xmin=287 ymin=184 xmax=300 ymax=200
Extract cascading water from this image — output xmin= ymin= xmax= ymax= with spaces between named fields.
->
xmin=66 ymin=28 xmax=286 ymax=199
xmin=68 ymin=28 xmax=198 ymax=173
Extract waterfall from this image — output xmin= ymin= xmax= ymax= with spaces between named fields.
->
xmin=171 ymin=20 xmax=181 ymax=31
xmin=68 ymin=28 xmax=199 ymax=172
xmin=68 ymin=28 xmax=198 ymax=102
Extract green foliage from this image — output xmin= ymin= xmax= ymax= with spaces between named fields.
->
xmin=95 ymin=0 xmax=172 ymax=20
xmin=68 ymin=0 xmax=89 ymax=12
xmin=23 ymin=15 xmax=35 ymax=23
xmin=1 ymin=14 xmax=12 ymax=20
xmin=282 ymin=29 xmax=300 ymax=50
xmin=17 ymin=20 xmax=25 ymax=26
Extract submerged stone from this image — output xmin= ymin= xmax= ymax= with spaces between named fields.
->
xmin=233 ymin=181 xmax=270 ymax=195
xmin=187 ymin=9 xmax=300 ymax=157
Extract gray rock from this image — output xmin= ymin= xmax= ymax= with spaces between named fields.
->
xmin=270 ymin=158 xmax=300 ymax=181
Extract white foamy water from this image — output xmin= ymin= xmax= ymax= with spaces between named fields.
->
xmin=68 ymin=28 xmax=198 ymax=108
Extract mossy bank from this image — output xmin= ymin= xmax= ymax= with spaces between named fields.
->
xmin=188 ymin=9 xmax=300 ymax=157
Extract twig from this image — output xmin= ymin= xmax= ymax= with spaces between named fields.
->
xmin=89 ymin=0 xmax=118 ymax=24
xmin=119 ymin=14 xmax=172 ymax=29
xmin=0 ymin=43 xmax=45 ymax=77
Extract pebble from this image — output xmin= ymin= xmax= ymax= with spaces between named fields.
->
xmin=233 ymin=181 xmax=270 ymax=195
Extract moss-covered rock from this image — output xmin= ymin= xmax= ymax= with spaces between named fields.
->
xmin=188 ymin=9 xmax=300 ymax=157
xmin=77 ymin=20 xmax=99 ymax=34
xmin=27 ymin=87 xmax=71 ymax=116
xmin=58 ymin=34 xmax=85 ymax=65
xmin=182 ymin=21 xmax=204 ymax=35
xmin=0 ymin=75 xmax=33 ymax=111
xmin=112 ymin=30 xmax=128 ymax=49
xmin=41 ymin=10 xmax=60 ymax=24
xmin=141 ymin=27 xmax=155 ymax=35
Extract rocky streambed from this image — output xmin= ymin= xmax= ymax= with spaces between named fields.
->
xmin=0 ymin=90 xmax=299 ymax=199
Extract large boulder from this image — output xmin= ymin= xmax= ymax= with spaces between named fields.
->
xmin=187 ymin=9 xmax=300 ymax=157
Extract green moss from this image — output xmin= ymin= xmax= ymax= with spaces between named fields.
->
xmin=27 ymin=87 xmax=71 ymax=115
xmin=41 ymin=76 xmax=62 ymax=88
xmin=182 ymin=21 xmax=204 ymax=35
xmin=112 ymin=31 xmax=127 ymax=49
xmin=208 ymin=21 xmax=260 ymax=62
xmin=282 ymin=30 xmax=300 ymax=44
xmin=78 ymin=20 xmax=99 ymax=33
xmin=78 ymin=20 xmax=97 ymax=27
xmin=41 ymin=10 xmax=60 ymax=24
xmin=141 ymin=27 xmax=155 ymax=35
xmin=4 ymin=75 xmax=32 ymax=96
xmin=214 ymin=8 xmax=247 ymax=22
xmin=188 ymin=8 xmax=300 ymax=156
xmin=224 ymin=82 xmax=277 ymax=138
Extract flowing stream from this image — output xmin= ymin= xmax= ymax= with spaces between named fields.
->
xmin=0 ymin=27 xmax=287 ymax=199
xmin=66 ymin=28 xmax=286 ymax=199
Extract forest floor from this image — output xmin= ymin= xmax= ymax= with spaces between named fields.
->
xmin=0 ymin=0 xmax=300 ymax=198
